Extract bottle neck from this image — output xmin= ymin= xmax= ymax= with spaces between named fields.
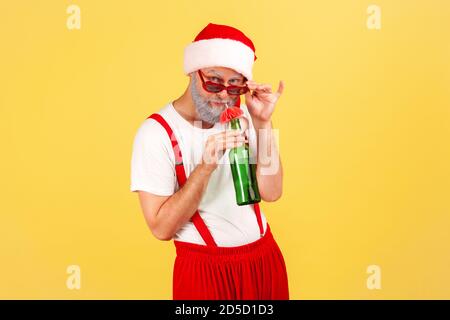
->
xmin=229 ymin=118 xmax=241 ymax=130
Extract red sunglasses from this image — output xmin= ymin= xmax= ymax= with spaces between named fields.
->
xmin=198 ymin=70 xmax=249 ymax=96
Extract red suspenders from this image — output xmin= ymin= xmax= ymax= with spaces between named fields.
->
xmin=147 ymin=113 xmax=264 ymax=247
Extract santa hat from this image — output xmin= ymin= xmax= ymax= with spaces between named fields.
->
xmin=183 ymin=23 xmax=257 ymax=81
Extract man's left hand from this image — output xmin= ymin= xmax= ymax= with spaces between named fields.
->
xmin=244 ymin=80 xmax=284 ymax=125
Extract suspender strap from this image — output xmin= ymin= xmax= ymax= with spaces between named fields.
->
xmin=253 ymin=202 xmax=265 ymax=237
xmin=148 ymin=113 xmax=218 ymax=247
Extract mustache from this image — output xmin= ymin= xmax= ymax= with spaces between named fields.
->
xmin=209 ymin=99 xmax=235 ymax=104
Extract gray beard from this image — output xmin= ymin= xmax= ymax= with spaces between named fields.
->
xmin=190 ymin=74 xmax=238 ymax=125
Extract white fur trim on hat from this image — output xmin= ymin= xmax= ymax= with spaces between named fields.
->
xmin=183 ymin=38 xmax=254 ymax=80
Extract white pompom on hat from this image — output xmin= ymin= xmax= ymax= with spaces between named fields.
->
xmin=183 ymin=23 xmax=257 ymax=81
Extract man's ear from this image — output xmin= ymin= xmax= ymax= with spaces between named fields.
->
xmin=188 ymin=72 xmax=196 ymax=90
xmin=189 ymin=72 xmax=197 ymax=82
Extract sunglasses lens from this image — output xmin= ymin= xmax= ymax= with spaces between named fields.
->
xmin=228 ymin=86 xmax=248 ymax=95
xmin=205 ymin=83 xmax=223 ymax=93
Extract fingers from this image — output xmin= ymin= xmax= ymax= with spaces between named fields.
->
xmin=276 ymin=80 xmax=284 ymax=98
xmin=202 ymin=130 xmax=249 ymax=169
xmin=246 ymin=80 xmax=285 ymax=99
xmin=207 ymin=130 xmax=241 ymax=144
xmin=216 ymin=135 xmax=248 ymax=151
xmin=206 ymin=130 xmax=248 ymax=152
xmin=217 ymin=129 xmax=245 ymax=141
xmin=224 ymin=129 xmax=244 ymax=137
xmin=212 ymin=132 xmax=248 ymax=148
xmin=246 ymin=80 xmax=272 ymax=93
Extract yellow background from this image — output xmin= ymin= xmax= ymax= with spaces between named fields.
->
xmin=1 ymin=0 xmax=449 ymax=299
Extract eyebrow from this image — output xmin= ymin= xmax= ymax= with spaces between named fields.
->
xmin=206 ymin=69 xmax=244 ymax=82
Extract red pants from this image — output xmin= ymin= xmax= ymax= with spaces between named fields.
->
xmin=148 ymin=113 xmax=288 ymax=300
xmin=173 ymin=224 xmax=289 ymax=300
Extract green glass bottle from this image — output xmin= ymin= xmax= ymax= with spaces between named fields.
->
xmin=228 ymin=118 xmax=261 ymax=206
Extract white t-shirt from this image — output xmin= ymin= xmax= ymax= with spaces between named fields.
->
xmin=130 ymin=101 xmax=268 ymax=247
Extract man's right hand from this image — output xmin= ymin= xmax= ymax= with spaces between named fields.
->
xmin=200 ymin=130 xmax=248 ymax=174
xmin=138 ymin=130 xmax=247 ymax=241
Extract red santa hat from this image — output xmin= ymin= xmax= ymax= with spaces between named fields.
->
xmin=183 ymin=23 xmax=257 ymax=81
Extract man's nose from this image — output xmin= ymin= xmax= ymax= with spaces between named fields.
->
xmin=217 ymin=89 xmax=229 ymax=100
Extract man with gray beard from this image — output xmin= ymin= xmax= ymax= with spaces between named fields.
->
xmin=189 ymin=70 xmax=238 ymax=125
xmin=130 ymin=22 xmax=289 ymax=300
